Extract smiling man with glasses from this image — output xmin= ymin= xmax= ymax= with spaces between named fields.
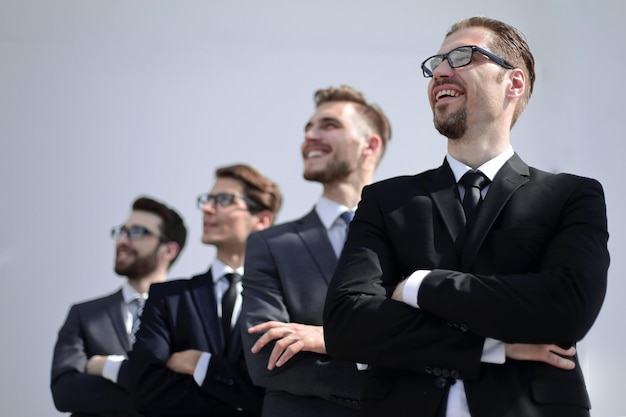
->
xmin=130 ymin=164 xmax=282 ymax=417
xmin=51 ymin=196 xmax=187 ymax=417
xmin=324 ymin=16 xmax=609 ymax=417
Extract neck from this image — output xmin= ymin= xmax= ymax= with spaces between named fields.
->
xmin=127 ymin=269 xmax=168 ymax=294
xmin=322 ymin=172 xmax=374 ymax=209
xmin=447 ymin=131 xmax=510 ymax=169
xmin=215 ymin=249 xmax=245 ymax=270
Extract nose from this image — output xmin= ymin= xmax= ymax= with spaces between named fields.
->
xmin=432 ymin=58 xmax=453 ymax=79
xmin=201 ymin=200 xmax=217 ymax=213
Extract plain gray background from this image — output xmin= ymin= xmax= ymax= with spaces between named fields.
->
xmin=1 ymin=1 xmax=624 ymax=416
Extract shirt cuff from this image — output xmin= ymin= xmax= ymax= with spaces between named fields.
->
xmin=193 ymin=352 xmax=212 ymax=386
xmin=481 ymin=338 xmax=505 ymax=364
xmin=402 ymin=270 xmax=431 ymax=308
xmin=102 ymin=355 xmax=126 ymax=383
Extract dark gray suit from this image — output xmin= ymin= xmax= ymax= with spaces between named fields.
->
xmin=51 ymin=289 xmax=140 ymax=417
xmin=324 ymin=154 xmax=609 ymax=417
xmin=241 ymin=209 xmax=362 ymax=417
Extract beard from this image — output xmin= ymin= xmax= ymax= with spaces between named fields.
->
xmin=303 ymin=158 xmax=352 ymax=184
xmin=434 ymin=105 xmax=467 ymax=140
xmin=115 ymin=246 xmax=159 ymax=280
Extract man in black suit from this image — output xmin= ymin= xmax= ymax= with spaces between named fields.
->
xmin=240 ymin=85 xmax=391 ymax=417
xmin=51 ymin=196 xmax=187 ymax=417
xmin=130 ymin=164 xmax=282 ymax=417
xmin=324 ymin=17 xmax=609 ymax=417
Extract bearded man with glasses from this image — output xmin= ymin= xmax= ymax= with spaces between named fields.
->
xmin=324 ymin=17 xmax=609 ymax=417
xmin=51 ymin=196 xmax=187 ymax=417
xmin=130 ymin=164 xmax=282 ymax=417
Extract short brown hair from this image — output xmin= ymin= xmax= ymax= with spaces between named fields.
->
xmin=215 ymin=164 xmax=282 ymax=221
xmin=314 ymin=85 xmax=391 ymax=159
xmin=447 ymin=17 xmax=536 ymax=127
xmin=132 ymin=196 xmax=187 ymax=267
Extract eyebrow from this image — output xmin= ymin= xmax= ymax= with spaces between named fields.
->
xmin=304 ymin=116 xmax=342 ymax=132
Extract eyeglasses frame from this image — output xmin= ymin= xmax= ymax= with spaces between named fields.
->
xmin=421 ymin=45 xmax=514 ymax=78
xmin=196 ymin=192 xmax=264 ymax=212
xmin=111 ymin=225 xmax=168 ymax=242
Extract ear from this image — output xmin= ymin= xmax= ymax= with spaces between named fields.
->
xmin=160 ymin=242 xmax=180 ymax=264
xmin=252 ymin=209 xmax=275 ymax=231
xmin=362 ymin=134 xmax=382 ymax=157
xmin=507 ymin=68 xmax=525 ymax=99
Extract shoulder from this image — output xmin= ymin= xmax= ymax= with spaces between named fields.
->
xmin=148 ymin=273 xmax=208 ymax=298
xmin=249 ymin=210 xmax=318 ymax=241
xmin=70 ymin=289 xmax=122 ymax=311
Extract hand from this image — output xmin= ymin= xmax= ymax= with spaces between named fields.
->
xmin=85 ymin=355 xmax=107 ymax=376
xmin=166 ymin=349 xmax=202 ymax=375
xmin=392 ymin=278 xmax=408 ymax=301
xmin=505 ymin=343 xmax=576 ymax=370
xmin=248 ymin=321 xmax=326 ymax=370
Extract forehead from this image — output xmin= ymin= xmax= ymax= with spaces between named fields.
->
xmin=308 ymin=101 xmax=357 ymax=124
xmin=210 ymin=176 xmax=245 ymax=194
xmin=126 ymin=210 xmax=163 ymax=230
xmin=439 ymin=26 xmax=493 ymax=53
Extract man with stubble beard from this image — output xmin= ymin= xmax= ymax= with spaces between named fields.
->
xmin=240 ymin=85 xmax=391 ymax=417
xmin=51 ymin=196 xmax=187 ymax=417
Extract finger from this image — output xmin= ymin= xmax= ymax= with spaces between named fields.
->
xmin=251 ymin=328 xmax=288 ymax=353
xmin=552 ymin=353 xmax=576 ymax=370
xmin=548 ymin=344 xmax=576 ymax=357
xmin=248 ymin=321 xmax=282 ymax=334
xmin=275 ymin=341 xmax=302 ymax=368
xmin=267 ymin=338 xmax=293 ymax=370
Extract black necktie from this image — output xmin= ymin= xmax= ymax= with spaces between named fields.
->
xmin=460 ymin=170 xmax=490 ymax=229
xmin=221 ymin=273 xmax=241 ymax=346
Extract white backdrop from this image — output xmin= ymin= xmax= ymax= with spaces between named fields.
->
xmin=1 ymin=1 xmax=624 ymax=416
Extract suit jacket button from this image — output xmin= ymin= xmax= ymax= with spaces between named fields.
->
xmin=441 ymin=369 xmax=450 ymax=378
xmin=433 ymin=367 xmax=442 ymax=376
xmin=352 ymin=400 xmax=360 ymax=407
xmin=450 ymin=370 xmax=460 ymax=379
xmin=434 ymin=376 xmax=448 ymax=389
xmin=459 ymin=323 xmax=469 ymax=332
xmin=425 ymin=366 xmax=433 ymax=375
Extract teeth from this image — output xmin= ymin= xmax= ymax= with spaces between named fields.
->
xmin=307 ymin=150 xmax=325 ymax=158
xmin=436 ymin=89 xmax=461 ymax=102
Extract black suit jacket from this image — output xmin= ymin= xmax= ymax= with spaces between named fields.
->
xmin=324 ymin=154 xmax=609 ymax=417
xmin=51 ymin=289 xmax=141 ymax=417
xmin=129 ymin=270 xmax=262 ymax=417
xmin=241 ymin=210 xmax=362 ymax=417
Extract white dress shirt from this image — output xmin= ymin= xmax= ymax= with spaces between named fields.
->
xmin=315 ymin=195 xmax=356 ymax=257
xmin=102 ymin=281 xmax=147 ymax=383
xmin=193 ymin=260 xmax=244 ymax=385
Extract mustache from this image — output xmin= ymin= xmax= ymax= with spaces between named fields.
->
xmin=432 ymin=79 xmax=463 ymax=89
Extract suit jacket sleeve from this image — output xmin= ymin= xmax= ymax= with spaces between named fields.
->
xmin=241 ymin=230 xmax=365 ymax=404
xmin=323 ymin=181 xmax=488 ymax=378
xmin=51 ymin=304 xmax=138 ymax=415
xmin=129 ymin=282 xmax=260 ymax=415
xmin=418 ymin=174 xmax=609 ymax=344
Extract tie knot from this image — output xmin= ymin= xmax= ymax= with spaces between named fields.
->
xmin=224 ymin=273 xmax=242 ymax=285
xmin=340 ymin=210 xmax=354 ymax=226
xmin=460 ymin=170 xmax=490 ymax=190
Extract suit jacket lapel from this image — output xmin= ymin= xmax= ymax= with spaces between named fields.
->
xmin=296 ymin=210 xmax=337 ymax=284
xmin=462 ymin=153 xmax=530 ymax=269
xmin=106 ymin=289 xmax=131 ymax=351
xmin=189 ymin=270 xmax=224 ymax=354
xmin=428 ymin=159 xmax=467 ymax=254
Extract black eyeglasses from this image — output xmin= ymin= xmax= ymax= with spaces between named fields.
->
xmin=111 ymin=225 xmax=165 ymax=241
xmin=196 ymin=192 xmax=263 ymax=211
xmin=421 ymin=45 xmax=514 ymax=78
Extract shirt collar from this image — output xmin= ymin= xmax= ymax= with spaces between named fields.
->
xmin=314 ymin=196 xmax=356 ymax=231
xmin=446 ymin=146 xmax=514 ymax=183
xmin=121 ymin=280 xmax=147 ymax=304
xmin=210 ymin=258 xmax=244 ymax=284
